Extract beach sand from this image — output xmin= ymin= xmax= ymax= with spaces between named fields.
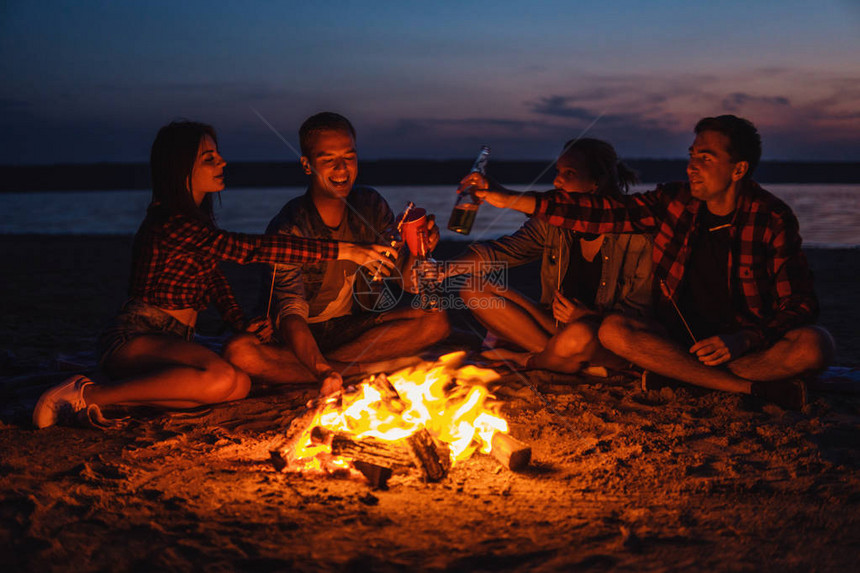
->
xmin=1 ymin=235 xmax=859 ymax=571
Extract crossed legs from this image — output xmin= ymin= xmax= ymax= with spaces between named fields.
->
xmin=223 ymin=308 xmax=450 ymax=385
xmin=597 ymin=314 xmax=834 ymax=393
xmin=461 ymin=283 xmax=624 ymax=374
xmin=90 ymin=335 xmax=251 ymax=408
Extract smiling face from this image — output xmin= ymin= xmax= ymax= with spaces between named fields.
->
xmin=188 ymin=134 xmax=226 ymax=205
xmin=686 ymin=130 xmax=747 ymax=205
xmin=301 ymin=128 xmax=358 ymax=200
xmin=553 ymin=150 xmax=599 ymax=195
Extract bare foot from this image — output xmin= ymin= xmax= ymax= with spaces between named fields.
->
xmin=319 ymin=370 xmax=344 ymax=396
xmin=358 ymin=355 xmax=424 ymax=376
xmin=480 ymin=348 xmax=532 ymax=368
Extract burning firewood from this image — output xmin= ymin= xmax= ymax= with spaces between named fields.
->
xmin=322 ymin=428 xmax=414 ymax=469
xmin=352 ymin=461 xmax=393 ymax=489
xmin=315 ymin=426 xmax=450 ymax=483
xmin=273 ymin=352 xmax=528 ymax=482
xmin=406 ymin=428 xmax=450 ymax=482
xmin=368 ymin=373 xmax=402 ymax=406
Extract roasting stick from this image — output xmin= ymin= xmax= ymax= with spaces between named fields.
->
xmin=265 ymin=265 xmax=277 ymax=319
xmin=555 ymin=240 xmax=562 ymax=329
xmin=659 ymin=279 xmax=697 ymax=344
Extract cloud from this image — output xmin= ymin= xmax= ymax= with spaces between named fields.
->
xmin=722 ymin=92 xmax=791 ymax=112
xmin=517 ymin=69 xmax=860 ymax=160
xmin=2 ymin=68 xmax=859 ymax=163
xmin=364 ymin=108 xmax=688 ymax=162
xmin=531 ymin=96 xmax=599 ymax=120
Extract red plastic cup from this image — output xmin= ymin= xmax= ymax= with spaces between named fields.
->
xmin=401 ymin=208 xmax=429 ymax=257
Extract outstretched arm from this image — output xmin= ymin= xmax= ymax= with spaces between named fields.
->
xmin=461 ymin=172 xmax=538 ymax=215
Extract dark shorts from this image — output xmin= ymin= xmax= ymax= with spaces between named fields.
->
xmin=97 ymin=298 xmax=195 ymax=366
xmin=656 ymin=302 xmax=719 ymax=347
xmin=306 ymin=312 xmax=385 ymax=354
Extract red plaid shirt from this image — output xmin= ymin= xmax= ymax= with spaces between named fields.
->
xmin=129 ymin=208 xmax=339 ymax=330
xmin=534 ymin=181 xmax=818 ymax=347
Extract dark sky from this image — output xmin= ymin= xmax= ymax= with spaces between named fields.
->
xmin=2 ymin=1 xmax=859 ymax=165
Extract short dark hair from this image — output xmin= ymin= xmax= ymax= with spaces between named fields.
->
xmin=150 ymin=120 xmax=217 ymax=223
xmin=299 ymin=112 xmax=356 ymax=157
xmin=694 ymin=115 xmax=761 ymax=178
xmin=560 ymin=137 xmax=639 ymax=197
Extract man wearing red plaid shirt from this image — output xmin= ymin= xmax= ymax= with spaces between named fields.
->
xmin=465 ymin=115 xmax=833 ymax=409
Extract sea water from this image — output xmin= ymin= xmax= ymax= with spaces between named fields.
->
xmin=1 ymin=184 xmax=859 ymax=247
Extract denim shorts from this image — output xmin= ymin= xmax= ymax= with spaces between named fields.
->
xmin=97 ymin=298 xmax=195 ymax=366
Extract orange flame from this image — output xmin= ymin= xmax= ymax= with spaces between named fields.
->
xmin=283 ymin=351 xmax=509 ymax=474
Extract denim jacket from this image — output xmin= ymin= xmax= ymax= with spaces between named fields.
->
xmin=265 ymin=186 xmax=394 ymax=324
xmin=468 ymin=216 xmax=653 ymax=317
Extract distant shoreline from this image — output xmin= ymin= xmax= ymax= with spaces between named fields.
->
xmin=2 ymin=159 xmax=859 ymax=192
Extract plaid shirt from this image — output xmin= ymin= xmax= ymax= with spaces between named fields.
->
xmin=533 ymin=181 xmax=818 ymax=347
xmin=129 ymin=207 xmax=339 ymax=331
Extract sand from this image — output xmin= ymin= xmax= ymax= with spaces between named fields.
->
xmin=1 ymin=235 xmax=859 ymax=572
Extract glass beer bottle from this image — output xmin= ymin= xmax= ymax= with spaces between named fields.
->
xmin=447 ymin=145 xmax=490 ymax=235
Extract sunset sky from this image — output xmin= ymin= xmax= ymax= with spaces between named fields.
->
xmin=2 ymin=0 xmax=859 ymax=164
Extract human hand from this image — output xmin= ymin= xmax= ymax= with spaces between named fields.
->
xmin=318 ymin=369 xmax=344 ymax=396
xmin=458 ymin=172 xmax=490 ymax=194
xmin=338 ymin=242 xmax=397 ymax=270
xmin=552 ymin=290 xmax=591 ymax=324
xmin=689 ymin=332 xmax=751 ymax=366
xmin=426 ymin=214 xmax=440 ymax=252
xmin=245 ymin=315 xmax=274 ymax=343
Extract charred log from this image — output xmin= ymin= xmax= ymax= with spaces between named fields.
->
xmin=353 ymin=461 xmax=393 ymax=490
xmin=315 ymin=426 xmax=450 ymax=482
xmin=327 ymin=431 xmax=415 ymax=470
xmin=406 ymin=428 xmax=450 ymax=482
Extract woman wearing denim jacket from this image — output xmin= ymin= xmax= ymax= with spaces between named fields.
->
xmin=33 ymin=121 xmax=391 ymax=428
xmin=458 ymin=138 xmax=652 ymax=374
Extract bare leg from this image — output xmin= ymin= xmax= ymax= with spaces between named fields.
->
xmin=223 ymin=334 xmax=398 ymax=384
xmin=90 ymin=335 xmax=251 ymax=408
xmin=598 ymin=314 xmax=753 ymax=393
xmin=461 ymin=283 xmax=555 ymax=353
xmin=223 ymin=334 xmax=320 ymax=385
xmin=224 ymin=310 xmax=448 ymax=385
xmin=530 ymin=318 xmax=627 ymax=374
xmin=727 ymin=326 xmax=835 ymax=381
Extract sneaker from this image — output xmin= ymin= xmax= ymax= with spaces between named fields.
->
xmin=750 ymin=378 xmax=808 ymax=411
xmin=33 ymin=375 xmax=93 ymax=429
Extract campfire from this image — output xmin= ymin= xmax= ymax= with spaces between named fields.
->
xmin=271 ymin=352 xmax=531 ymax=487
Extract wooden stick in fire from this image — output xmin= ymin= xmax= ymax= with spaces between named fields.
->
xmin=659 ymin=279 xmax=697 ymax=344
xmin=491 ymin=433 xmax=532 ymax=472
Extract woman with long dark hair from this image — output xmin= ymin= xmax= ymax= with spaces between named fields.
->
xmin=33 ymin=121 xmax=391 ymax=428
xmin=457 ymin=138 xmax=653 ymax=374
